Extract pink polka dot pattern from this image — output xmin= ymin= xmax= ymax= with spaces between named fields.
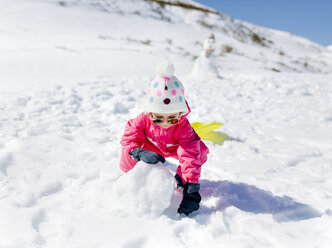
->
xmin=156 ymin=90 xmax=162 ymax=97
xmin=181 ymin=89 xmax=184 ymax=95
xmin=171 ymin=89 xmax=177 ymax=96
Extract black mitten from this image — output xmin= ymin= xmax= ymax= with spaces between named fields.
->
xmin=177 ymin=183 xmax=201 ymax=216
xmin=130 ymin=148 xmax=165 ymax=164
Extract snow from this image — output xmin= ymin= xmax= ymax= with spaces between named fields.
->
xmin=1 ymin=0 xmax=332 ymax=247
xmin=110 ymin=161 xmax=175 ymax=218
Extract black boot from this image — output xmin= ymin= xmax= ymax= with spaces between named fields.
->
xmin=177 ymin=183 xmax=201 ymax=216
xmin=174 ymin=174 xmax=184 ymax=188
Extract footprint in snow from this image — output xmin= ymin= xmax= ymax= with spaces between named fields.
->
xmin=27 ymin=127 xmax=48 ymax=137
xmin=0 ymin=153 xmax=13 ymax=175
xmin=39 ymin=181 xmax=63 ymax=197
xmin=16 ymin=97 xmax=31 ymax=107
xmin=31 ymin=209 xmax=46 ymax=232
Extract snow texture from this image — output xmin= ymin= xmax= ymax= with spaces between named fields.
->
xmin=110 ymin=161 xmax=175 ymax=218
xmin=1 ymin=0 xmax=332 ymax=247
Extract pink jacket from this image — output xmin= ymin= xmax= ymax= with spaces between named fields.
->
xmin=120 ymin=104 xmax=209 ymax=183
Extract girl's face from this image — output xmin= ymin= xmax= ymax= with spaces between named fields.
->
xmin=150 ymin=112 xmax=181 ymax=129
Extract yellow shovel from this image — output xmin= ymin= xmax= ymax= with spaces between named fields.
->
xmin=191 ymin=121 xmax=227 ymax=145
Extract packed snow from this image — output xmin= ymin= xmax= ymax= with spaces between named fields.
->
xmin=109 ymin=161 xmax=175 ymax=218
xmin=1 ymin=0 xmax=332 ymax=247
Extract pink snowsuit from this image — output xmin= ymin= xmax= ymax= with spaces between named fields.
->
xmin=120 ymin=104 xmax=209 ymax=183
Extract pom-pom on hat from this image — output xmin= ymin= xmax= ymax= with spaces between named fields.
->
xmin=144 ymin=61 xmax=188 ymax=114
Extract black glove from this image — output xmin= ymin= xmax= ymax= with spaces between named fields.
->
xmin=177 ymin=182 xmax=201 ymax=216
xmin=130 ymin=148 xmax=165 ymax=164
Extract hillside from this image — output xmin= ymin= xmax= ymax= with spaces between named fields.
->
xmin=1 ymin=0 xmax=332 ymax=86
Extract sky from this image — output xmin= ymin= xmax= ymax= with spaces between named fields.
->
xmin=194 ymin=0 xmax=332 ymax=46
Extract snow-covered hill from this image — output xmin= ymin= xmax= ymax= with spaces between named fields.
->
xmin=1 ymin=0 xmax=332 ymax=247
xmin=1 ymin=0 xmax=332 ymax=86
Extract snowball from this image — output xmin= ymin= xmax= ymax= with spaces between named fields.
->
xmin=156 ymin=61 xmax=175 ymax=78
xmin=110 ymin=161 xmax=175 ymax=218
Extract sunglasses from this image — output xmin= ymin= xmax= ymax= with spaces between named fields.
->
xmin=150 ymin=114 xmax=180 ymax=125
xmin=152 ymin=118 xmax=179 ymax=124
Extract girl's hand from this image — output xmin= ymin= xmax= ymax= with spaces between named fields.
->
xmin=130 ymin=148 xmax=165 ymax=164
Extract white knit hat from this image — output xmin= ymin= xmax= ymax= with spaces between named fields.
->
xmin=144 ymin=61 xmax=188 ymax=114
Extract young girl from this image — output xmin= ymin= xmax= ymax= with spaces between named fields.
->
xmin=120 ymin=61 xmax=209 ymax=216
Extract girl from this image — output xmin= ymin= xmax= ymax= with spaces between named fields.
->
xmin=120 ymin=61 xmax=209 ymax=216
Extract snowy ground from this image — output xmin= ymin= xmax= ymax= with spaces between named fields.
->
xmin=1 ymin=71 xmax=332 ymax=247
xmin=1 ymin=0 xmax=332 ymax=247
